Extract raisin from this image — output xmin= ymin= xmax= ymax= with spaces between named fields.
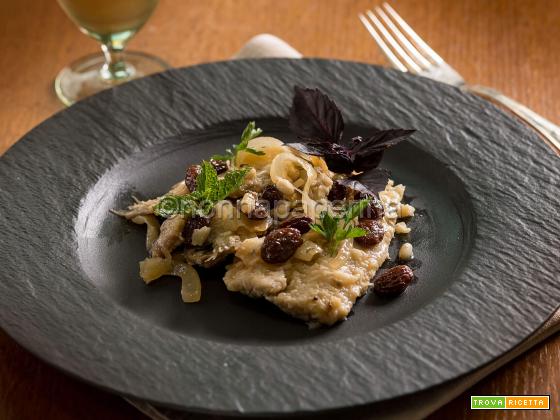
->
xmin=183 ymin=215 xmax=210 ymax=246
xmin=247 ymin=200 xmax=269 ymax=219
xmin=355 ymin=191 xmax=384 ymax=220
xmin=210 ymin=158 xmax=228 ymax=174
xmin=373 ymin=265 xmax=414 ymax=297
xmin=278 ymin=216 xmax=312 ymax=234
xmin=185 ymin=164 xmax=201 ymax=192
xmin=261 ymin=228 xmax=303 ymax=263
xmin=327 ymin=181 xmax=348 ymax=201
xmin=354 ymin=219 xmax=385 ymax=248
xmin=261 ymin=185 xmax=283 ymax=208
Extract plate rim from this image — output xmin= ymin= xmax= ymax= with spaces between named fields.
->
xmin=0 ymin=58 xmax=559 ymax=415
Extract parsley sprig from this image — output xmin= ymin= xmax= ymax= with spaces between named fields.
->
xmin=155 ymin=161 xmax=248 ymax=218
xmin=212 ymin=121 xmax=264 ymax=165
xmin=310 ymin=199 xmax=371 ymax=256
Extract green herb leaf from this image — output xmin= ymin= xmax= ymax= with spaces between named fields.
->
xmin=322 ymin=212 xmax=338 ymax=238
xmin=343 ymin=199 xmax=370 ymax=225
xmin=244 ymin=147 xmax=265 ymax=156
xmin=239 ymin=121 xmax=263 ymax=149
xmin=211 ymin=151 xmax=234 ymax=161
xmin=215 ymin=167 xmax=250 ymax=201
xmin=310 ymin=224 xmax=325 ymax=235
xmin=196 ymin=161 xmax=219 ymax=196
xmin=344 ymin=226 xmax=367 ymax=238
xmin=211 ymin=122 xmax=264 ymax=164
xmin=334 ymin=228 xmax=349 ymax=242
xmin=155 ymin=161 xmax=249 ymax=218
xmin=310 ymin=198 xmax=372 ymax=256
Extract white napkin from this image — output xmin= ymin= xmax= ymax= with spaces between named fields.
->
xmin=129 ymin=34 xmax=560 ymax=420
xmin=232 ymin=33 xmax=302 ymax=59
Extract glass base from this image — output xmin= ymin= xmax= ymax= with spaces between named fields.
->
xmin=54 ymin=51 xmax=169 ymax=106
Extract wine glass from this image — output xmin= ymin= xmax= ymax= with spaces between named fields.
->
xmin=55 ymin=0 xmax=169 ymax=106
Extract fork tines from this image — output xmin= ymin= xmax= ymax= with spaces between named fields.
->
xmin=359 ymin=3 xmax=444 ymax=73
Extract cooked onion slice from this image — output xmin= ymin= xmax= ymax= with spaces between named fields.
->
xmin=236 ymin=136 xmax=287 ymax=168
xmin=139 ymin=258 xmax=201 ymax=303
xmin=131 ymin=215 xmax=161 ymax=250
xmin=139 ymin=257 xmax=173 ymax=283
xmin=270 ymin=152 xmax=319 ymax=218
xmin=173 ymin=263 xmax=202 ymax=303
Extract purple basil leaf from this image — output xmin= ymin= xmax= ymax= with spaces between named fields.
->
xmin=350 ymin=129 xmax=415 ymax=171
xmin=288 ymin=86 xmax=344 ymax=143
xmin=355 ymin=168 xmax=391 ymax=195
xmin=353 ymin=151 xmax=384 ymax=172
xmin=351 ymin=135 xmax=366 ymax=145
xmin=289 ymin=141 xmax=355 ymax=174
xmin=323 ymin=151 xmax=354 ymax=173
xmin=287 ymin=86 xmax=415 ymax=174
xmin=351 ymin=129 xmax=415 ymax=154
xmin=337 ymin=178 xmax=374 ymax=196
xmin=287 ymin=142 xmax=330 ymax=156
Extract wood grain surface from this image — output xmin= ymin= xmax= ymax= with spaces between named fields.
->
xmin=0 ymin=0 xmax=558 ymax=419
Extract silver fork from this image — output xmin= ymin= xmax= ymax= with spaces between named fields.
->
xmin=359 ymin=3 xmax=560 ymax=152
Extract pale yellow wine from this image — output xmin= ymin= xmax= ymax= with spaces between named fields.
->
xmin=58 ymin=0 xmax=158 ymax=44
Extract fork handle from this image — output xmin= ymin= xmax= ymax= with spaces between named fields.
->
xmin=466 ymin=85 xmax=560 ymax=153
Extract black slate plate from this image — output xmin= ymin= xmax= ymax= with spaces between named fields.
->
xmin=0 ymin=59 xmax=558 ymax=416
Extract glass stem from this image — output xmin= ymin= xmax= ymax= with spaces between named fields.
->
xmin=100 ymin=43 xmax=131 ymax=81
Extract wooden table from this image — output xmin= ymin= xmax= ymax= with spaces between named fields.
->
xmin=0 ymin=0 xmax=558 ymax=418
